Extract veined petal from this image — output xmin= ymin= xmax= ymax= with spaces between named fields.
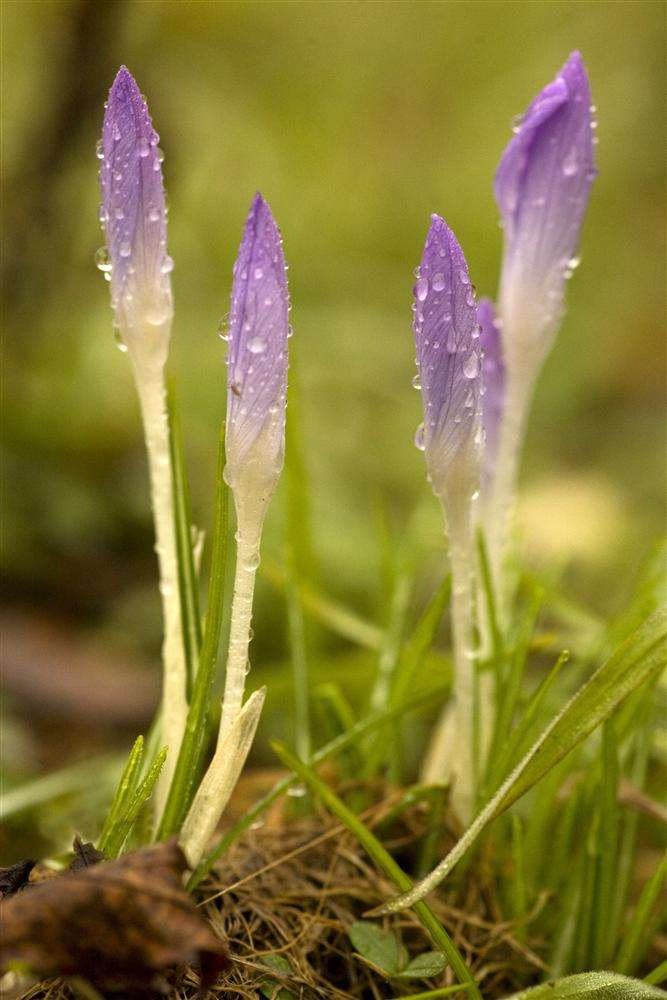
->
xmin=477 ymin=298 xmax=505 ymax=490
xmin=224 ymin=193 xmax=290 ymax=487
xmin=413 ymin=215 xmax=481 ymax=497
xmin=495 ymin=52 xmax=596 ymax=354
xmin=99 ymin=67 xmax=172 ymax=331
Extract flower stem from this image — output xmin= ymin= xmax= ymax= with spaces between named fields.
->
xmin=218 ymin=502 xmax=263 ymax=738
xmin=130 ymin=348 xmax=186 ymax=817
xmin=422 ymin=494 xmax=476 ymax=823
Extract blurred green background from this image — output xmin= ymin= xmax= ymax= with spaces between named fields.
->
xmin=2 ymin=1 xmax=665 ymax=794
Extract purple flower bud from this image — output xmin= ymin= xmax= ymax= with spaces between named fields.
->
xmin=98 ymin=67 xmax=172 ymax=331
xmin=477 ymin=298 xmax=505 ymax=491
xmin=413 ymin=215 xmax=481 ymax=498
xmin=495 ymin=51 xmax=596 ymax=356
xmin=224 ymin=193 xmax=290 ymax=492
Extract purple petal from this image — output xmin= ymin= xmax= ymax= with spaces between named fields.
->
xmin=99 ymin=67 xmax=172 ymax=329
xmin=495 ymin=52 xmax=596 ymax=336
xmin=225 ymin=193 xmax=290 ymax=481
xmin=477 ymin=298 xmax=505 ymax=490
xmin=413 ymin=215 xmax=481 ymax=494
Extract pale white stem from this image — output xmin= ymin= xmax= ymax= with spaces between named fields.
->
xmin=422 ymin=492 xmax=476 ymax=823
xmin=484 ymin=371 xmax=534 ymax=625
xmin=218 ymin=503 xmax=264 ymax=737
xmin=128 ymin=336 xmax=186 ymax=815
xmin=180 ymin=687 xmax=265 ymax=867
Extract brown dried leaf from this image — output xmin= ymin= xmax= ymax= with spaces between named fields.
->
xmin=0 ymin=859 xmax=35 ymax=899
xmin=70 ymin=836 xmax=105 ymax=871
xmin=0 ymin=840 xmax=228 ymax=996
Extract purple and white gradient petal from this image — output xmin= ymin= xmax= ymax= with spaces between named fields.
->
xmin=477 ymin=298 xmax=505 ymax=491
xmin=413 ymin=215 xmax=482 ymax=498
xmin=99 ymin=66 xmax=172 ymax=331
xmin=224 ymin=193 xmax=290 ymax=490
xmin=495 ymin=51 xmax=596 ymax=356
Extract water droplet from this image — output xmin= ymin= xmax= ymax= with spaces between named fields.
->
xmin=562 ymin=147 xmax=578 ymax=177
xmin=148 ymin=206 xmax=160 ymax=222
xmin=243 ymin=550 xmax=260 ymax=571
xmin=464 ymin=389 xmax=474 ymax=407
xmin=161 ymin=255 xmax=174 ymax=274
xmin=95 ymin=140 xmax=104 ymax=160
xmin=416 ymin=277 xmax=429 ymax=302
xmin=414 ymin=422 xmax=426 ymax=451
xmin=412 ymin=373 xmax=421 ymax=390
xmin=287 ymin=783 xmax=307 ymax=798
xmin=253 ymin=267 xmax=264 ymax=280
xmin=156 ymin=147 xmax=165 ymax=163
xmin=432 ymin=272 xmax=446 ymax=291
xmin=446 ymin=329 xmax=458 ymax=353
xmin=119 ymin=241 xmax=132 ymax=258
xmin=113 ymin=328 xmax=128 ymax=353
xmin=463 ymin=352 xmax=479 ymax=379
xmin=568 ymin=255 xmax=580 ymax=270
xmin=248 ymin=337 xmax=267 ymax=354
xmin=95 ymin=246 xmax=112 ymax=272
xmin=138 ymin=136 xmax=150 ymax=158
xmin=217 ymin=315 xmax=230 ymax=340
xmin=98 ymin=205 xmax=108 ymax=224
xmin=115 ymin=207 xmax=125 ymax=220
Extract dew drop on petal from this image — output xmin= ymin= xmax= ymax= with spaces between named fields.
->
xmin=432 ymin=272 xmax=446 ymax=291
xmin=248 ymin=337 xmax=267 ymax=354
xmin=412 ymin=373 xmax=421 ymax=390
xmin=119 ymin=242 xmax=132 ymax=258
xmin=95 ymin=246 xmax=112 ymax=272
xmin=95 ymin=140 xmax=104 ymax=160
xmin=161 ymin=256 xmax=174 ymax=274
xmin=414 ymin=422 xmax=426 ymax=451
xmin=416 ymin=277 xmax=429 ymax=302
xmin=562 ymin=147 xmax=578 ymax=177
xmin=253 ymin=267 xmax=264 ymax=280
xmin=463 ymin=352 xmax=479 ymax=378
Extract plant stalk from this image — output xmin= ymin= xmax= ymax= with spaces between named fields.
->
xmin=130 ymin=343 xmax=186 ymax=816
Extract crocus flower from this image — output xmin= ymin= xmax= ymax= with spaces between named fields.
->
xmin=495 ymin=51 xmax=596 ymax=368
xmin=224 ymin=193 xmax=290 ymax=502
xmin=477 ymin=298 xmax=505 ymax=492
xmin=486 ymin=52 xmax=596 ymax=607
xmin=99 ymin=66 xmax=173 ymax=342
xmin=413 ymin=215 xmax=481 ymax=819
xmin=98 ymin=67 xmax=185 ymax=815
xmin=181 ymin=195 xmax=290 ymax=867
xmin=413 ymin=214 xmax=482 ymax=503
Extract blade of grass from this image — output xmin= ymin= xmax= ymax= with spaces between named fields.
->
xmin=476 ymin=527 xmax=504 ymax=666
xmin=157 ymin=422 xmax=230 ymax=838
xmin=644 ymin=959 xmax=667 ymax=986
xmin=271 ymin=740 xmax=481 ymax=999
xmin=312 ymin=683 xmax=361 ymax=778
xmin=416 ymin=785 xmax=448 ymax=879
xmin=97 ymin=735 xmax=144 ymax=853
xmin=187 ymin=682 xmax=448 ymax=890
xmin=262 ymin=557 xmax=383 ymax=650
xmin=168 ymin=387 xmax=202 ymax=699
xmin=104 ymin=746 xmax=168 ymax=857
xmin=591 ymin=722 xmax=620 ymax=968
xmin=369 ymin=567 xmax=412 ymax=712
xmin=396 ymin=987 xmax=475 ymax=999
xmin=369 ymin=608 xmax=666 ymax=915
xmin=284 ymin=380 xmax=314 ymax=760
xmin=615 ymin=853 xmax=667 ymax=975
xmin=0 ymin=754 xmax=121 ymax=820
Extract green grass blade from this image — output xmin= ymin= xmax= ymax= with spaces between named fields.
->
xmin=591 ymin=722 xmax=620 ymax=968
xmin=370 ymin=608 xmax=667 ymax=915
xmin=312 ymin=683 xmax=361 ymax=777
xmin=271 ymin=740 xmax=481 ymax=999
xmin=502 ymin=971 xmax=667 ymax=998
xmin=615 ymin=853 xmax=667 ymax=975
xmin=0 ymin=754 xmax=121 ymax=820
xmin=97 ymin=735 xmax=144 ymax=853
xmin=644 ymin=960 xmax=667 ymax=986
xmin=476 ymin=527 xmax=503 ymax=666
xmin=386 ymin=986 xmax=474 ymax=999
xmin=104 ymin=746 xmax=168 ymax=857
xmin=168 ymin=387 xmax=202 ymax=699
xmin=369 ymin=566 xmax=412 ymax=712
xmin=285 ymin=378 xmax=314 ymax=760
xmin=157 ymin=422 xmax=230 ymax=838
xmin=187 ymin=682 xmax=448 ymax=890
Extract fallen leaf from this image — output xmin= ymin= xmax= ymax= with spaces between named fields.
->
xmin=0 ymin=860 xmax=35 ymax=899
xmin=0 ymin=840 xmax=228 ymax=996
xmin=70 ymin=836 xmax=105 ymax=871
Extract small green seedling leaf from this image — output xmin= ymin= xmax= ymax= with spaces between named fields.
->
xmin=349 ymin=921 xmax=405 ymax=975
xmin=258 ymin=954 xmax=297 ymax=999
xmin=502 ymin=970 xmax=667 ymax=998
xmin=394 ymin=951 xmax=448 ymax=980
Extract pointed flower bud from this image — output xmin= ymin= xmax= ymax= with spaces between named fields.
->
xmin=224 ymin=193 xmax=290 ymax=500
xmin=495 ymin=51 xmax=596 ymax=369
xmin=413 ymin=215 xmax=482 ymax=500
xmin=477 ymin=298 xmax=505 ymax=491
xmin=98 ymin=66 xmax=173 ymax=336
